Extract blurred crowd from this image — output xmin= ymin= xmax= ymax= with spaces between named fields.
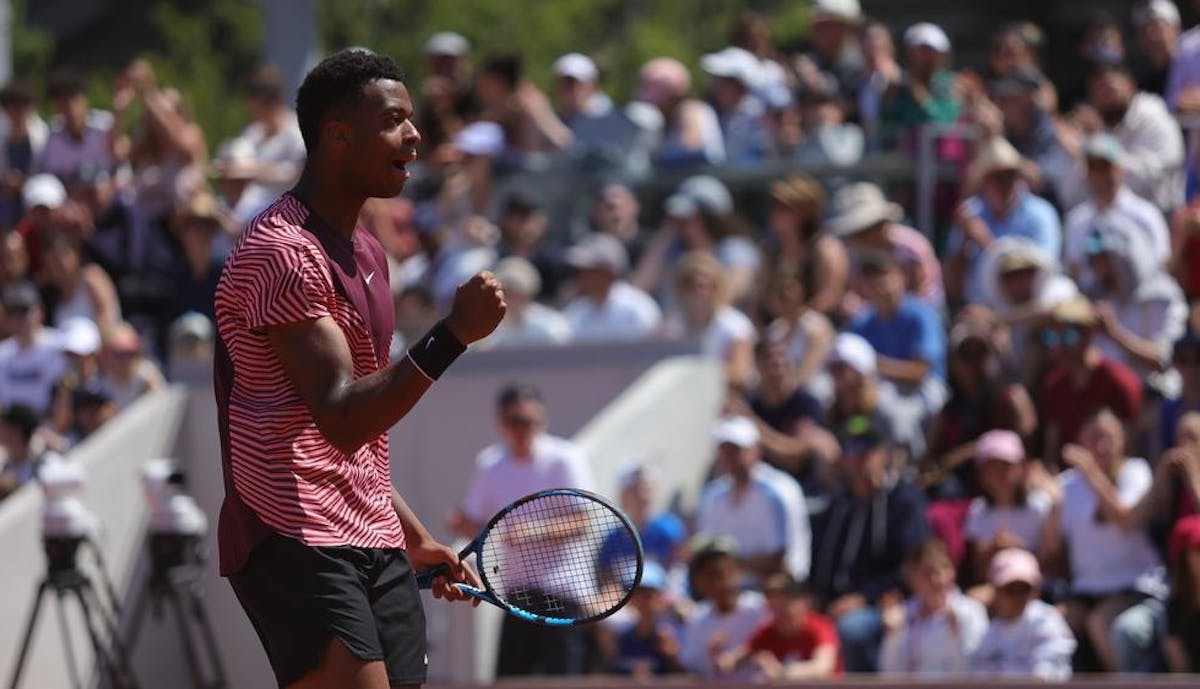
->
xmin=3 ymin=0 xmax=1200 ymax=680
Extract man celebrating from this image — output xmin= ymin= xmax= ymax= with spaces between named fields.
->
xmin=214 ymin=49 xmax=506 ymax=689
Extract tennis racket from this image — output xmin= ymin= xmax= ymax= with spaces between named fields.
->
xmin=416 ymin=488 xmax=644 ymax=626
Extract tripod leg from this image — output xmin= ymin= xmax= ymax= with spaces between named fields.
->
xmin=54 ymin=590 xmax=85 ymax=689
xmin=122 ymin=572 xmax=152 ymax=652
xmin=7 ymin=580 xmax=49 ymax=689
xmin=164 ymin=583 xmax=206 ymax=689
xmin=185 ymin=585 xmax=229 ymax=689
xmin=76 ymin=582 xmax=139 ymax=689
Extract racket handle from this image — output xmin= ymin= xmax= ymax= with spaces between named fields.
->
xmin=414 ymin=564 xmax=451 ymax=590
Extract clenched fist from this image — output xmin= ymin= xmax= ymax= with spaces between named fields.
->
xmin=444 ymin=271 xmax=507 ymax=344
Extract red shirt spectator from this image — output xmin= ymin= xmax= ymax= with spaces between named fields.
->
xmin=716 ymin=573 xmax=841 ymax=679
xmin=745 ymin=611 xmax=843 ymax=676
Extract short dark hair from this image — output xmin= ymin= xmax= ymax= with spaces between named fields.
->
xmin=1087 ymin=57 xmax=1133 ymax=82
xmin=295 ymin=48 xmax=405 ymax=151
xmin=496 ymin=382 xmax=543 ymax=411
xmin=1 ymin=404 xmax=40 ymax=444
xmin=857 ymin=249 xmax=899 ymax=277
xmin=479 ymin=54 xmax=522 ymax=90
xmin=905 ymin=538 xmax=954 ymax=568
xmin=47 ymin=70 xmax=86 ymax=101
xmin=0 ymin=81 xmax=34 ymax=108
xmin=245 ymin=65 xmax=286 ymax=104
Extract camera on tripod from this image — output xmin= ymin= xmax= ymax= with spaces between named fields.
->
xmin=38 ymin=453 xmax=100 ymax=575
xmin=139 ymin=458 xmax=207 ymax=573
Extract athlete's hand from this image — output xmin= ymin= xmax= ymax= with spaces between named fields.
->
xmin=408 ymin=538 xmax=482 ymax=606
xmin=445 ymin=271 xmax=507 ymax=345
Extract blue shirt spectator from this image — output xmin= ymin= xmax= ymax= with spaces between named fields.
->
xmin=850 ymin=253 xmax=947 ymax=383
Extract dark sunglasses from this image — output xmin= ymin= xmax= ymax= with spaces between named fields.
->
xmin=1041 ymin=327 xmax=1082 ymax=348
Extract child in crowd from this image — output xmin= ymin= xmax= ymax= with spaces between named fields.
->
xmin=715 ymin=573 xmax=840 ymax=680
xmin=963 ymin=430 xmax=1054 ymax=592
xmin=678 ymin=536 xmax=767 ymax=676
xmin=879 ymin=539 xmax=988 ymax=676
xmin=971 ymin=548 xmax=1076 ymax=680
xmin=1166 ymin=516 xmax=1200 ymax=672
xmin=605 ymin=561 xmax=685 ymax=678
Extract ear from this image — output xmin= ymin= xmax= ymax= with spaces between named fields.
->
xmin=324 ymin=121 xmax=352 ymax=147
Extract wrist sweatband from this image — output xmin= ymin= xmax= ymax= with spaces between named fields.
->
xmin=407 ymin=320 xmax=466 ymax=381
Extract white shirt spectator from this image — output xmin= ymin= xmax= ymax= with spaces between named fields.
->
xmin=694 ymin=462 xmax=810 ymax=581
xmin=1062 ymin=186 xmax=1170 ymax=275
xmin=482 ymin=303 xmax=572 ymax=349
xmin=0 ymin=110 xmax=48 ymax=172
xmin=970 ymin=599 xmax=1076 ymax=680
xmin=679 ymin=590 xmax=767 ymax=675
xmin=879 ymin=590 xmax=989 ymax=676
xmin=963 ymin=491 xmax=1053 ymax=555
xmin=225 ymin=116 xmax=306 ymax=222
xmin=0 ymin=329 xmax=66 ymax=416
xmin=36 ymin=110 xmax=114 ymax=183
xmin=1059 ymin=459 xmax=1167 ymax=596
xmin=564 ymin=281 xmax=662 ymax=343
xmin=663 ymin=305 xmax=755 ymax=360
xmin=1109 ymin=92 xmax=1184 ymax=212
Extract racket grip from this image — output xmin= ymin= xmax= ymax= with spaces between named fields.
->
xmin=414 ymin=563 xmax=451 ymax=590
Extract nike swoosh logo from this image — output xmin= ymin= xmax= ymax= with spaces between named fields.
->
xmin=425 ymin=336 xmax=435 ymax=350
xmin=364 ymin=271 xmax=375 ymax=285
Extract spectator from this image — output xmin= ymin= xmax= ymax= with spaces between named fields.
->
xmin=0 ymin=282 xmax=66 ymax=417
xmin=1060 ymin=11 xmax=1127 ymax=110
xmin=828 ymin=182 xmax=943 ymax=311
xmin=988 ymin=69 xmax=1075 ymax=207
xmin=166 ymin=312 xmax=213 ymax=381
xmin=699 ymin=47 xmax=770 ymax=165
xmin=634 ymin=175 xmax=760 ymax=304
xmin=1166 ymin=515 xmax=1200 ymax=672
xmin=857 ymin=21 xmax=901 ymax=146
xmin=97 ymin=321 xmax=165 ymax=410
xmin=0 ymin=230 xmax=29 ymax=292
xmin=604 ymin=463 xmax=686 ymax=570
xmin=970 ymin=548 xmax=1076 ymax=680
xmin=678 ymin=536 xmax=767 ymax=676
xmin=423 ymin=31 xmax=472 ymax=88
xmin=879 ymin=539 xmax=988 ymax=676
xmin=759 ymin=259 xmax=835 ymax=393
xmin=495 ymin=190 xmax=562 ymax=300
xmin=1044 ymin=408 xmax=1168 ymax=673
xmin=414 ymin=32 xmax=472 ymax=162
xmin=947 ymin=137 xmax=1062 ymax=306
xmin=810 ymin=415 xmax=931 ymax=673
xmin=214 ymin=65 xmax=305 ymax=225
xmin=590 ymin=181 xmax=648 ymax=264
xmin=0 ymin=81 xmax=48 ymax=225
xmin=562 ymin=233 xmax=661 ymax=343
xmin=551 ymin=53 xmax=613 ymax=128
xmin=68 ymin=383 xmax=116 ymax=445
xmin=450 ymin=383 xmax=594 ymax=677
xmin=662 ymin=251 xmax=756 ymax=387
xmin=1071 ymin=60 xmax=1184 ymax=213
xmin=1064 ymin=134 xmax=1170 ymax=281
xmin=765 ymin=173 xmax=848 ymax=315
xmin=0 ymin=404 xmax=45 ymax=500
xmin=850 ymin=250 xmax=948 ymax=431
xmin=390 ymin=286 xmax=438 ymax=359
xmin=36 ymin=70 xmax=117 ymax=187
xmin=793 ymin=87 xmax=864 ymax=169
xmin=48 ymin=316 xmax=102 ymax=438
xmin=986 ymin=23 xmax=1046 ymax=84
xmin=1163 ymin=336 xmax=1200 ymax=446
xmin=880 ymin=23 xmax=960 ymax=132
xmin=962 ymin=430 xmax=1054 ymax=590
xmin=825 ymin=332 xmax=909 ymax=459
xmin=795 ymin=0 xmax=865 ymax=108
xmin=1167 ymin=1 xmax=1200 ymax=112
xmin=1040 ymin=297 xmax=1143 ymax=460
xmin=924 ymin=323 xmax=1037 ymax=499
xmin=605 ymin=562 xmax=684 ymax=677
xmin=474 ymin=53 xmax=571 ymax=155
xmin=715 ymin=573 xmax=841 ymax=680
xmin=635 ymin=57 xmax=725 ymax=167
xmin=481 ymin=257 xmax=571 ymax=349
xmin=1132 ymin=0 xmax=1183 ymax=97
xmin=42 ymin=232 xmax=121 ymax=332
xmin=167 ymin=191 xmax=227 ymax=324
xmin=694 ymin=416 xmax=809 ymax=583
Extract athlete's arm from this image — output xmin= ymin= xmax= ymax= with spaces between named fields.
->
xmin=266 ymin=271 xmax=506 ymax=455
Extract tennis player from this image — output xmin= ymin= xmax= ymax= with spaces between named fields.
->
xmin=214 ymin=49 xmax=506 ymax=689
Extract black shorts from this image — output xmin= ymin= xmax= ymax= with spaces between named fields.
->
xmin=229 ymin=534 xmax=427 ymax=687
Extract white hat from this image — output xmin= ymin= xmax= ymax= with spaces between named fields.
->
xmin=553 ymin=53 xmax=599 ymax=83
xmin=826 ymin=182 xmax=903 ymax=237
xmin=970 ymin=137 xmax=1023 ymax=180
xmin=424 ymin=31 xmax=470 ymax=57
xmin=1134 ymin=0 xmax=1181 ymax=27
xmin=454 ymin=121 xmax=505 ymax=157
xmin=811 ymin=0 xmax=862 ymax=23
xmin=712 ymin=416 xmax=760 ymax=448
xmin=169 ymin=312 xmax=214 ymax=343
xmin=829 ymin=332 xmax=877 ymax=376
xmin=23 ymin=173 xmax=67 ymax=210
xmin=665 ymin=175 xmax=734 ymax=218
xmin=59 ymin=317 xmax=101 ymax=356
xmin=904 ymin=22 xmax=952 ymax=53
xmin=492 ymin=256 xmax=542 ymax=296
xmin=700 ymin=47 xmax=760 ymax=89
xmin=565 ymin=233 xmax=629 ymax=274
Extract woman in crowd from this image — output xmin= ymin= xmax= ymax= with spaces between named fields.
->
xmin=759 ymin=260 xmax=834 ymax=395
xmin=766 ymin=174 xmax=848 ymax=315
xmin=662 ymin=251 xmax=756 ymax=388
xmin=41 ymin=231 xmax=121 ymax=332
xmin=98 ymin=321 xmax=165 ymax=411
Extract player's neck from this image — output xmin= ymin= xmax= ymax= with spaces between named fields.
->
xmin=292 ymin=166 xmax=365 ymax=241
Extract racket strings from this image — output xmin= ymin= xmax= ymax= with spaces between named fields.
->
xmin=481 ymin=492 xmax=640 ymax=621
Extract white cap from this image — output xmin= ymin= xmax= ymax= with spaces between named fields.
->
xmin=553 ymin=53 xmax=599 ymax=83
xmin=492 ymin=256 xmax=542 ymax=296
xmin=23 ymin=173 xmax=67 ymax=210
xmin=829 ymin=332 xmax=877 ymax=376
xmin=59 ymin=317 xmax=101 ymax=356
xmin=565 ymin=233 xmax=629 ymax=274
xmin=700 ymin=46 xmax=761 ymax=88
xmin=712 ymin=416 xmax=760 ymax=448
xmin=454 ymin=121 xmax=505 ymax=157
xmin=1134 ymin=0 xmax=1181 ymax=27
xmin=904 ymin=22 xmax=952 ymax=53
xmin=811 ymin=0 xmax=862 ymax=23
xmin=424 ymin=31 xmax=470 ymax=57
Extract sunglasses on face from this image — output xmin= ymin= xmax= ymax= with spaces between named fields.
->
xmin=502 ymin=415 xmax=539 ymax=429
xmin=996 ymin=582 xmax=1034 ymax=597
xmin=1041 ymin=327 xmax=1082 ymax=348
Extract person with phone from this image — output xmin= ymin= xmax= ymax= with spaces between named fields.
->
xmin=214 ymin=48 xmax=506 ymax=689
